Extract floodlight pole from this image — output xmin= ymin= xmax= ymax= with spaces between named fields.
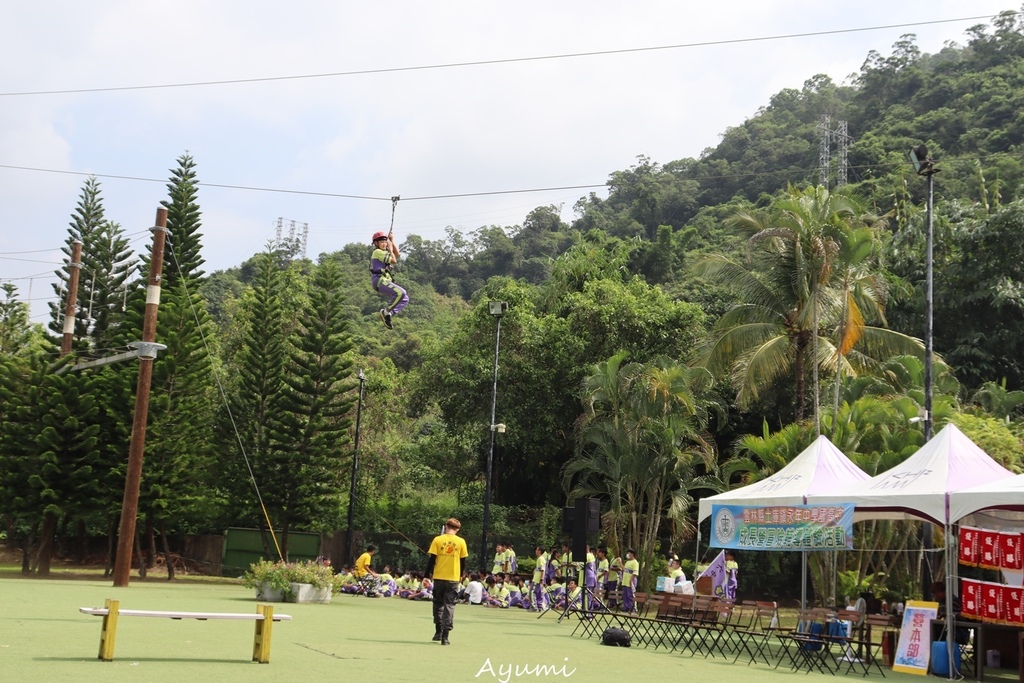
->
xmin=345 ymin=369 xmax=366 ymax=567
xmin=914 ymin=151 xmax=938 ymax=604
xmin=923 ymin=167 xmax=935 ymax=443
xmin=481 ymin=302 xmax=507 ymax=572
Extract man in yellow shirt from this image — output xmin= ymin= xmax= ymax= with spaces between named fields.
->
xmin=354 ymin=544 xmax=381 ymax=595
xmin=425 ymin=518 xmax=469 ymax=645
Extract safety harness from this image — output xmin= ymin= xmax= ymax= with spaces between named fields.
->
xmin=370 ymin=196 xmax=401 ymax=291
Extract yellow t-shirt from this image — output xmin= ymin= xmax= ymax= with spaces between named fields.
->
xmin=429 ymin=533 xmax=469 ymax=582
xmin=354 ymin=551 xmax=372 ymax=577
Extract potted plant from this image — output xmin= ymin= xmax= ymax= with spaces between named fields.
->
xmin=241 ymin=559 xmax=291 ymax=602
xmin=286 ymin=559 xmax=335 ymax=604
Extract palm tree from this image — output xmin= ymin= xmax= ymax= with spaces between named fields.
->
xmin=563 ymin=353 xmax=719 ymax=591
xmin=695 ymin=185 xmax=926 ymax=423
xmin=826 ymin=222 xmax=891 ymax=429
xmin=971 ymin=379 xmax=1024 ymax=423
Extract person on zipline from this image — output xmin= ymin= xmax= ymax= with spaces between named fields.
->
xmin=370 ymin=229 xmax=409 ymax=329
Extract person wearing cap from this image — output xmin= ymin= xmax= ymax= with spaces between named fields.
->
xmin=622 ymin=548 xmax=640 ymax=612
xmin=369 ymin=230 xmax=408 ymax=329
xmin=425 ymin=517 xmax=468 ymax=645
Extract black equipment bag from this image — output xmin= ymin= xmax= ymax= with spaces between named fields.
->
xmin=601 ymin=626 xmax=631 ymax=647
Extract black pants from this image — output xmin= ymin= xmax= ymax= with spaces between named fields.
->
xmin=433 ymin=579 xmax=460 ymax=631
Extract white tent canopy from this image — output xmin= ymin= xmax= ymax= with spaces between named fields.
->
xmin=805 ymin=423 xmax=1015 ymax=526
xmin=698 ymin=434 xmax=869 ymax=522
xmin=949 ymin=472 xmax=1024 ymax=528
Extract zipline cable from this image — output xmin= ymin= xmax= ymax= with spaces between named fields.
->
xmin=0 ymin=12 xmax=1012 ymax=97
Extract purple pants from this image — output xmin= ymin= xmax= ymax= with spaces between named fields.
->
xmin=376 ymin=280 xmax=409 ymax=315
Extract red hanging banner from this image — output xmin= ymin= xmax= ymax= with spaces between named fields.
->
xmin=983 ymin=581 xmax=1004 ymax=622
xmin=960 ymin=526 xmax=981 ymax=566
xmin=962 ymin=578 xmax=983 ymax=618
xmin=1003 ymin=585 xmax=1024 ymax=625
xmin=979 ymin=529 xmax=1002 ymax=570
xmin=1000 ymin=532 xmax=1023 ymax=571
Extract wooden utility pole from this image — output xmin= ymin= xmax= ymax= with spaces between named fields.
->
xmin=113 ymin=208 xmax=169 ymax=587
xmin=60 ymin=240 xmax=83 ymax=356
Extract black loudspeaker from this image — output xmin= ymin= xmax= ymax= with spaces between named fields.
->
xmin=572 ymin=498 xmax=600 ymax=560
xmin=582 ymin=498 xmax=600 ymax=533
xmin=561 ymin=507 xmax=574 ymax=534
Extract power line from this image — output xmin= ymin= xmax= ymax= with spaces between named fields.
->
xmin=0 ymin=163 xmax=606 ymax=201
xmin=0 ymin=248 xmax=59 ymax=256
xmin=0 ymin=150 xmax=1018 ymax=242
xmin=0 ymin=255 xmax=63 ymax=265
xmin=0 ymin=13 xmax=1011 ymax=97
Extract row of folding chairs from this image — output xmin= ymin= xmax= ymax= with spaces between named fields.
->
xmin=569 ymin=594 xmax=899 ymax=678
xmin=773 ymin=608 xmax=898 ymax=677
xmin=572 ymin=593 xmax=780 ymax=659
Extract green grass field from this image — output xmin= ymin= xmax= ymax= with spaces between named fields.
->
xmin=0 ymin=574 xmax=988 ymax=682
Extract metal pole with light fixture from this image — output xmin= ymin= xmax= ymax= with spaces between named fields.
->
xmin=909 ymin=144 xmax=938 ymax=442
xmin=345 ymin=369 xmax=366 ymax=566
xmin=481 ymin=301 xmax=508 ymax=572
xmin=910 ymin=145 xmax=955 ymax=680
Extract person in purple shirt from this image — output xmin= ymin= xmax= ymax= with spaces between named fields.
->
xmin=369 ymin=230 xmax=409 ymax=329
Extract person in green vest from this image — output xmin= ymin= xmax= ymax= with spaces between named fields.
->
xmin=725 ymin=551 xmax=739 ymax=601
xmin=369 ymin=230 xmax=408 ymax=329
xmin=491 ymin=542 xmax=507 ymax=575
xmin=557 ymin=543 xmax=573 ymax=581
xmin=531 ymin=545 xmax=549 ymax=611
xmin=484 ymin=576 xmax=510 ymax=608
xmin=622 ymin=548 xmax=640 ymax=612
xmin=504 ymin=542 xmax=517 ymax=574
xmin=563 ymin=578 xmax=583 ymax=611
xmin=667 ymin=554 xmax=686 ymax=592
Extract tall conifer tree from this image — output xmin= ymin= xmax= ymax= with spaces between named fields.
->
xmin=266 ymin=260 xmax=356 ymax=556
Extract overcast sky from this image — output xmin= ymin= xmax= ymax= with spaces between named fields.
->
xmin=0 ymin=1 xmax=1015 ymax=322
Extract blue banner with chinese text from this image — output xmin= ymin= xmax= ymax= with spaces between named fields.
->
xmin=710 ymin=503 xmax=855 ymax=550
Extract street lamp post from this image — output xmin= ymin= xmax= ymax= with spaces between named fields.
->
xmin=909 ymin=144 xmax=938 ymax=442
xmin=481 ymin=301 xmax=508 ymax=572
xmin=910 ymin=146 xmax=948 ymax=657
xmin=345 ymin=369 xmax=366 ymax=567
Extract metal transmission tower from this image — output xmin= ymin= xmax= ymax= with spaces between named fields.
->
xmin=274 ymin=217 xmax=309 ymax=259
xmin=835 ymin=119 xmax=851 ymax=187
xmin=816 ymin=115 xmax=852 ymax=188
xmin=816 ymin=114 xmax=831 ymax=187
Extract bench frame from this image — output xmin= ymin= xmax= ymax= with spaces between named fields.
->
xmin=79 ymin=598 xmax=293 ymax=663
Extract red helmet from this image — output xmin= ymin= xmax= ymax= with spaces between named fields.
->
xmin=371 ymin=231 xmax=388 ymax=243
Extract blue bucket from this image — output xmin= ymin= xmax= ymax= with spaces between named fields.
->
xmin=931 ymin=641 xmax=961 ymax=676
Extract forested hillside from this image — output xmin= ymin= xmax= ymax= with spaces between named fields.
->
xmin=5 ymin=11 xmax=1024 ymax=599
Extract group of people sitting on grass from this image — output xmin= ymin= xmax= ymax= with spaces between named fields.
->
xmin=336 ymin=541 xmax=661 ymax=613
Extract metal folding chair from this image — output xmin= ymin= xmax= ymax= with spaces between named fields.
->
xmin=843 ymin=613 xmax=896 ymax=677
xmin=732 ymin=602 xmax=781 ymax=666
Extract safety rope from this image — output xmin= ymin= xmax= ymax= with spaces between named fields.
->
xmin=388 ymin=195 xmax=400 ymax=237
xmin=348 ymin=487 xmax=428 ymax=555
xmin=165 ymin=238 xmax=284 ymax=562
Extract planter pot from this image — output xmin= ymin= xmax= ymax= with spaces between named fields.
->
xmin=254 ymin=582 xmax=286 ymax=602
xmin=288 ymin=582 xmax=332 ymax=604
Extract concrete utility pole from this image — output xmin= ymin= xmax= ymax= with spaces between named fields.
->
xmin=60 ymin=240 xmax=83 ymax=356
xmin=113 ymin=208 xmax=169 ymax=587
